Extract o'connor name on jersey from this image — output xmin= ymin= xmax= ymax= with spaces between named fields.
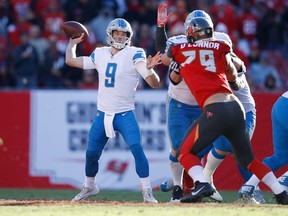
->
xmin=180 ymin=41 xmax=220 ymax=50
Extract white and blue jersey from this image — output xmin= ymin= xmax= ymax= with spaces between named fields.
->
xmin=232 ymin=77 xmax=256 ymax=114
xmin=166 ymin=35 xmax=198 ymax=106
xmin=84 ymin=46 xmax=148 ymax=114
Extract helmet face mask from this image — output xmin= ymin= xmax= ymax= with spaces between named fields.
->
xmin=112 ymin=31 xmax=129 ymax=45
xmin=106 ymin=18 xmax=133 ymax=49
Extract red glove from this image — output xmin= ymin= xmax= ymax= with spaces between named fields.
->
xmin=157 ymin=3 xmax=173 ymax=27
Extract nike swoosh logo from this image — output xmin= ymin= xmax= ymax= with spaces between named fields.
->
xmin=191 ymin=186 xmax=205 ymax=196
xmin=122 ymin=112 xmax=127 ymax=116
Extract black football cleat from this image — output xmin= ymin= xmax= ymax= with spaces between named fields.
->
xmin=170 ymin=185 xmax=183 ymax=202
xmin=274 ymin=191 xmax=288 ymax=205
xmin=180 ymin=181 xmax=215 ymax=203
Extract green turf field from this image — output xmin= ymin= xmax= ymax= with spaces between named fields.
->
xmin=0 ymin=188 xmax=276 ymax=203
xmin=0 ymin=189 xmax=286 ymax=216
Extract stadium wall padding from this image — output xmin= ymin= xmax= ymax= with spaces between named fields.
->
xmin=0 ymin=90 xmax=286 ymax=190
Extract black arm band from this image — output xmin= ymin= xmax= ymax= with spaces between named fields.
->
xmin=228 ymin=78 xmax=245 ymax=91
xmin=169 ymin=69 xmax=181 ymax=86
xmin=156 ymin=26 xmax=168 ymax=53
xmin=174 ymin=69 xmax=180 ymax=75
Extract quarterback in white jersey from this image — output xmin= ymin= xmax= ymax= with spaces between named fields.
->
xmin=65 ymin=18 xmax=161 ymax=203
xmin=85 ymin=46 xmax=151 ymax=113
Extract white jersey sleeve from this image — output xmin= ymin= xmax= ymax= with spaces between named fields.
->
xmin=87 ymin=46 xmax=146 ymax=113
xmin=132 ymin=48 xmax=151 ymax=79
xmin=231 ymin=74 xmax=256 ymax=113
xmin=166 ymin=35 xmax=199 ymax=106
xmin=214 ymin=32 xmax=232 ymax=47
xmin=83 ymin=56 xmax=95 ymax=69
xmin=165 ymin=35 xmax=187 ymax=52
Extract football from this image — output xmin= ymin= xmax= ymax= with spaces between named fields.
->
xmin=61 ymin=21 xmax=89 ymax=39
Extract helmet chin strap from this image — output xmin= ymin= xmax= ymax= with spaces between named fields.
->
xmin=111 ymin=40 xmax=126 ymax=49
xmin=112 ymin=43 xmax=124 ymax=50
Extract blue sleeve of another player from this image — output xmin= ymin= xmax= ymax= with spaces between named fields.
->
xmin=132 ymin=49 xmax=146 ymax=65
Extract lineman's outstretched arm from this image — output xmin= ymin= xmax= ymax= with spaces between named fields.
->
xmin=155 ymin=3 xmax=172 ymax=53
xmin=156 ymin=27 xmax=168 ymax=53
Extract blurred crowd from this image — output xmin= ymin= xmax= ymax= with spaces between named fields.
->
xmin=0 ymin=0 xmax=287 ymax=93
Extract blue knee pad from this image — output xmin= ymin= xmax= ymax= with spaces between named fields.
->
xmin=130 ymin=144 xmax=149 ymax=178
xmin=263 ymin=155 xmax=288 ymax=171
xmin=211 ymin=147 xmax=252 ymax=181
xmin=213 ymin=136 xmax=233 ymax=153
xmin=211 ymin=147 xmax=225 ymax=160
xmin=169 ymin=154 xmax=178 ymax=162
xmin=197 ymin=144 xmax=213 ymax=159
xmin=85 ymin=150 xmax=102 ymax=177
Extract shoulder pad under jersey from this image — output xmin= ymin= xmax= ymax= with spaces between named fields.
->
xmin=165 ymin=35 xmax=187 ymax=52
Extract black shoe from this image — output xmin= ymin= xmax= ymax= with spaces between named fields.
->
xmin=180 ymin=181 xmax=215 ymax=203
xmin=170 ymin=185 xmax=183 ymax=202
xmin=275 ymin=191 xmax=288 ymax=205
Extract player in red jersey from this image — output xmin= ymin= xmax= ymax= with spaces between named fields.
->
xmin=161 ymin=16 xmax=288 ymax=204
